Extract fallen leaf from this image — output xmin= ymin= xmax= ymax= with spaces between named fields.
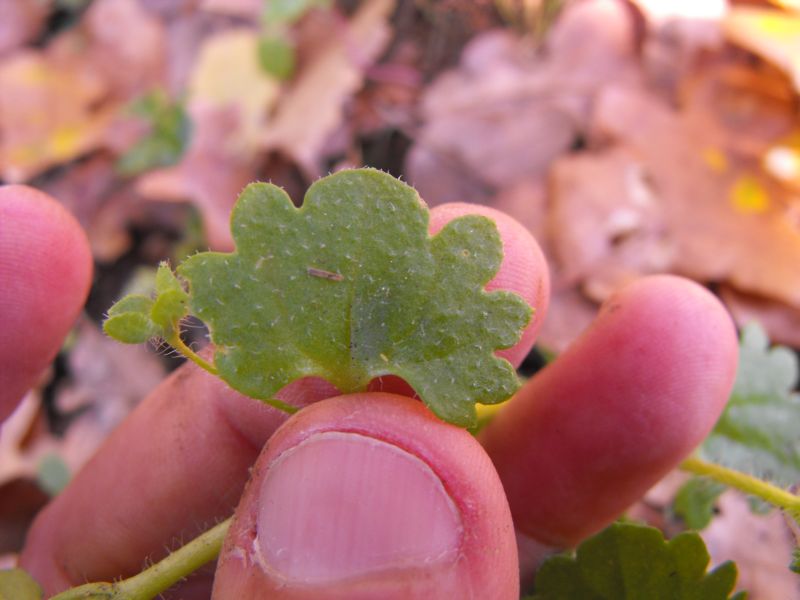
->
xmin=592 ymin=85 xmax=800 ymax=308
xmin=0 ymin=0 xmax=49 ymax=57
xmin=262 ymin=0 xmax=396 ymax=175
xmin=136 ymin=103 xmax=257 ymax=250
xmin=0 ymin=49 xmax=113 ymax=182
xmin=724 ymin=7 xmax=800 ymax=91
xmin=702 ymin=492 xmax=800 ymax=599
xmin=83 ymin=0 xmax=167 ymax=99
xmin=407 ymin=0 xmax=641 ymax=205
xmin=549 ymin=147 xmax=675 ymax=300
xmin=188 ymin=28 xmax=281 ymax=152
xmin=720 ymin=286 xmax=800 ymax=348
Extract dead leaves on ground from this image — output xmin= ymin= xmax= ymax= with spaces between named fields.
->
xmin=408 ymin=0 xmax=800 ymax=351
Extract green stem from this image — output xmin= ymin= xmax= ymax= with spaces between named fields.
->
xmin=166 ymin=333 xmax=297 ymax=416
xmin=264 ymin=397 xmax=300 ymax=415
xmin=680 ymin=455 xmax=800 ymax=518
xmin=167 ymin=333 xmax=218 ymax=376
xmin=51 ymin=519 xmax=231 ymax=600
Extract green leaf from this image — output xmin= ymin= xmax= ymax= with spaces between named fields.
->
xmin=103 ymin=294 xmax=158 ymax=343
xmin=263 ymin=0 xmax=332 ymax=25
xmin=258 ymin=34 xmax=296 ymax=80
xmin=0 ymin=569 xmax=43 ymax=600
xmin=151 ymin=262 xmax=190 ymax=330
xmin=178 ymin=169 xmax=532 ymax=426
xmin=37 ymin=453 xmax=71 ymax=496
xmin=104 ymin=264 xmax=189 ymax=344
xmin=530 ymin=522 xmax=743 ymax=600
xmin=673 ymin=477 xmax=726 ymax=530
xmin=791 ymin=547 xmax=800 ymax=574
xmin=701 ymin=322 xmax=800 ymax=489
xmin=116 ymin=91 xmax=191 ymax=177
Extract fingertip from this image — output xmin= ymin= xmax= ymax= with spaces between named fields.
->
xmin=213 ymin=394 xmax=519 ymax=599
xmin=0 ymin=185 xmax=93 ymax=421
xmin=480 ymin=275 xmax=738 ymax=548
xmin=430 ymin=203 xmax=550 ymax=367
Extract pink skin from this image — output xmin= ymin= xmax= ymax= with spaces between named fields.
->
xmin=212 ymin=394 xmax=518 ymax=599
xmin=17 ymin=200 xmax=544 ymax=597
xmin=4 ymin=184 xmax=740 ymax=599
xmin=0 ymin=185 xmax=93 ymax=422
xmin=480 ymin=275 xmax=739 ymax=551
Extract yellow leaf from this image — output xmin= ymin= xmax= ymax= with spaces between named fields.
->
xmin=188 ymin=30 xmax=280 ymax=152
xmin=724 ymin=8 xmax=800 ymax=91
xmin=730 ymin=175 xmax=771 ymax=214
xmin=702 ymin=147 xmax=728 ymax=173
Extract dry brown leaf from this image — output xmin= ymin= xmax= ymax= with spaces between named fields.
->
xmin=548 ymin=146 xmax=674 ymax=298
xmin=188 ymin=28 xmax=281 ymax=152
xmin=0 ymin=49 xmax=114 ymax=182
xmin=702 ymin=492 xmax=800 ymax=599
xmin=720 ymin=285 xmax=800 ymax=348
xmin=262 ymin=0 xmax=396 ymax=175
xmin=536 ymin=286 xmax=598 ymax=353
xmin=592 ymin=85 xmax=800 ymax=308
xmin=42 ymin=155 xmax=139 ymax=262
xmin=0 ymin=0 xmax=49 ymax=57
xmin=724 ymin=6 xmax=800 ymax=91
xmin=136 ymin=103 xmax=256 ymax=250
xmin=83 ymin=0 xmax=167 ymax=99
xmin=407 ymin=0 xmax=641 ymax=205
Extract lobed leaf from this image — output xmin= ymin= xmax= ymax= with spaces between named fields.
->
xmin=530 ymin=522 xmax=744 ymax=600
xmin=673 ymin=477 xmax=726 ymax=530
xmin=173 ymin=169 xmax=531 ymax=426
xmin=104 ymin=262 xmax=189 ymax=343
xmin=701 ymin=322 xmax=800 ymax=490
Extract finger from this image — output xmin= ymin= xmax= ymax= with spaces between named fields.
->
xmin=430 ymin=203 xmax=549 ymax=367
xmin=19 ymin=365 xmax=338 ymax=595
xmin=213 ymin=393 xmax=518 ymax=599
xmin=479 ymin=276 xmax=738 ymax=569
xmin=20 ymin=201 xmax=545 ymax=594
xmin=0 ymin=185 xmax=92 ymax=422
xmin=370 ymin=203 xmax=550 ymax=397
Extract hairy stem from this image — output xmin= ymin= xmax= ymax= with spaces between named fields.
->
xmin=50 ymin=519 xmax=231 ymax=600
xmin=167 ymin=333 xmax=218 ymax=376
xmin=680 ymin=455 xmax=800 ymax=519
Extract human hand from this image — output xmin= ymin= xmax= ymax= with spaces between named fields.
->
xmin=1 ymin=185 xmax=738 ymax=599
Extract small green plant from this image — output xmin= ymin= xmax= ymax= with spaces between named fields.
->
xmin=4 ymin=171 xmax=800 ymax=599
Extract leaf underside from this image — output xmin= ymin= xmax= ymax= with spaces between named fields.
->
xmin=106 ymin=168 xmax=532 ymax=426
xmin=701 ymin=322 xmax=800 ymax=490
xmin=530 ymin=522 xmax=743 ymax=600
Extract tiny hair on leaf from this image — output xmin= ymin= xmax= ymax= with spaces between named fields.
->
xmin=104 ymin=168 xmax=533 ymax=427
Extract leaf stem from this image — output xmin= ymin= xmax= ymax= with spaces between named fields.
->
xmin=264 ymin=397 xmax=300 ymax=415
xmin=680 ymin=455 xmax=800 ymax=517
xmin=166 ymin=333 xmax=218 ymax=376
xmin=51 ymin=518 xmax=231 ymax=600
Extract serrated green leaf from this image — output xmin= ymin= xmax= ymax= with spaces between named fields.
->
xmin=701 ymin=322 xmax=800 ymax=489
xmin=178 ymin=169 xmax=531 ymax=426
xmin=530 ymin=522 xmax=743 ymax=600
xmin=258 ymin=35 xmax=296 ymax=80
xmin=0 ymin=569 xmax=43 ymax=600
xmin=116 ymin=91 xmax=191 ymax=177
xmin=790 ymin=547 xmax=800 ymax=574
xmin=673 ymin=477 xmax=726 ymax=530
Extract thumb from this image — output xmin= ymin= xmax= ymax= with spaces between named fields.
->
xmin=212 ymin=393 xmax=519 ymax=599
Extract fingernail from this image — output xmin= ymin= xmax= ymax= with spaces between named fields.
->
xmin=256 ymin=431 xmax=462 ymax=584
